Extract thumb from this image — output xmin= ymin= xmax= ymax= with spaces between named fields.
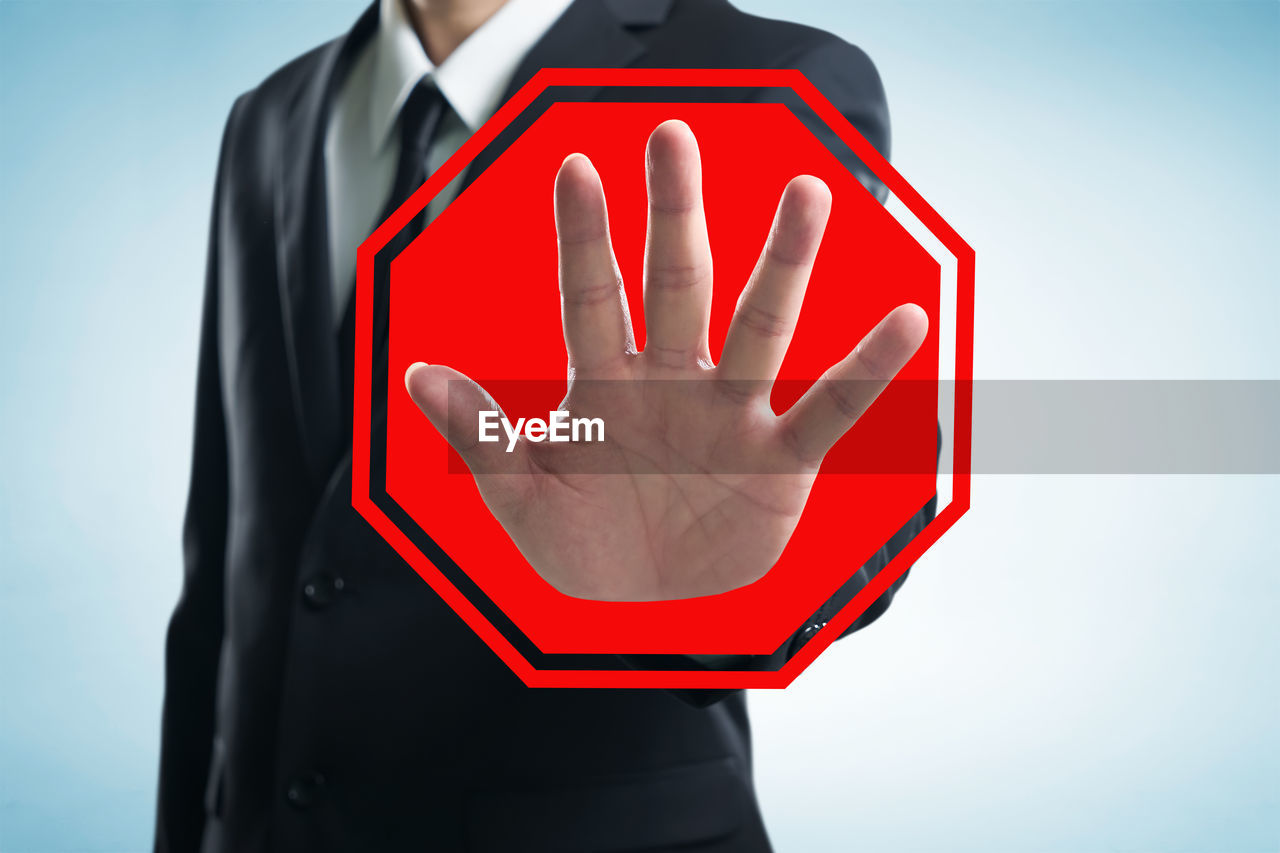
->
xmin=404 ymin=362 xmax=531 ymax=482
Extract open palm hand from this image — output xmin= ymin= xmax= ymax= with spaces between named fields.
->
xmin=406 ymin=121 xmax=926 ymax=601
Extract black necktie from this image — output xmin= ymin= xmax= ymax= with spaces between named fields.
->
xmin=338 ymin=78 xmax=449 ymax=426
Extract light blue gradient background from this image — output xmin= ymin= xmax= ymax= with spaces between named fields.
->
xmin=1 ymin=1 xmax=1276 ymax=850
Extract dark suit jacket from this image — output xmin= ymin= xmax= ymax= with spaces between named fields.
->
xmin=155 ymin=1 xmax=934 ymax=851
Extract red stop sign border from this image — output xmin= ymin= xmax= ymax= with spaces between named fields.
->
xmin=354 ymin=69 xmax=974 ymax=689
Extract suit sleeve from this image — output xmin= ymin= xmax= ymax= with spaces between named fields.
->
xmin=154 ymin=97 xmax=244 ymax=853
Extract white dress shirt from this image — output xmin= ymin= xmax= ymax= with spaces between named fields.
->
xmin=324 ymin=0 xmax=574 ymax=325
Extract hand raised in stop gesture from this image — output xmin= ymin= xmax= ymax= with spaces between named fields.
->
xmin=406 ymin=120 xmax=926 ymax=602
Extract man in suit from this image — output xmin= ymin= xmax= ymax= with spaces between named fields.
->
xmin=156 ymin=0 xmax=936 ymax=850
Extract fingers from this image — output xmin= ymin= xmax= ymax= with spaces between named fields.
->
xmin=642 ymin=120 xmax=714 ymax=367
xmin=717 ymin=176 xmax=831 ymax=389
xmin=555 ymin=154 xmax=635 ymax=371
xmin=780 ymin=304 xmax=929 ymax=463
xmin=404 ymin=362 xmax=531 ymax=485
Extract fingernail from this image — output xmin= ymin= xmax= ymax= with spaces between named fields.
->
xmin=405 ymin=362 xmax=429 ymax=391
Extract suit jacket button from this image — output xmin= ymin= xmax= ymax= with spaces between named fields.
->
xmin=301 ymin=574 xmax=344 ymax=609
xmin=285 ymin=772 xmax=325 ymax=810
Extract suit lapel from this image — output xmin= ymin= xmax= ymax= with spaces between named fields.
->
xmin=276 ymin=3 xmax=378 ymax=485
xmin=503 ymin=0 xmax=660 ymax=100
xmin=276 ymin=0 xmax=671 ymax=484
xmin=459 ymin=0 xmax=669 ymax=188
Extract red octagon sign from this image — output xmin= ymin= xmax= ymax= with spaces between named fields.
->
xmin=354 ymin=69 xmax=973 ymax=689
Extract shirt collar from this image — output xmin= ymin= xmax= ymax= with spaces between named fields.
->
xmin=369 ymin=0 xmax=574 ymax=151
